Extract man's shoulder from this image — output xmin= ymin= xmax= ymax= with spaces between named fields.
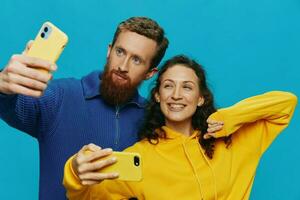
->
xmin=137 ymin=94 xmax=148 ymax=104
xmin=49 ymin=70 xmax=101 ymax=90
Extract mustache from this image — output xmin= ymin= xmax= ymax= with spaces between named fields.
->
xmin=111 ymin=69 xmax=129 ymax=80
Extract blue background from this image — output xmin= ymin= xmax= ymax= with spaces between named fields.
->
xmin=0 ymin=0 xmax=299 ymax=199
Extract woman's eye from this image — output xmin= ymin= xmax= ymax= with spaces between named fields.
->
xmin=183 ymin=85 xmax=192 ymax=90
xmin=164 ymin=84 xmax=172 ymax=88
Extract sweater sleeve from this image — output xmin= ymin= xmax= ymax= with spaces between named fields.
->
xmin=209 ymin=91 xmax=297 ymax=152
xmin=0 ymin=81 xmax=63 ymax=139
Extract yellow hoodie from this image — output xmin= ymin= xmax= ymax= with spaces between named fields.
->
xmin=64 ymin=91 xmax=297 ymax=200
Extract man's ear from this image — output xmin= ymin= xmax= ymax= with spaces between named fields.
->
xmin=198 ymin=96 xmax=205 ymax=107
xmin=154 ymin=92 xmax=160 ymax=103
xmin=145 ymin=67 xmax=158 ymax=80
xmin=106 ymin=44 xmax=112 ymax=59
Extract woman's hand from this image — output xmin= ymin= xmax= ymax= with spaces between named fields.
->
xmin=72 ymin=143 xmax=119 ymax=186
xmin=203 ymin=118 xmax=224 ymax=139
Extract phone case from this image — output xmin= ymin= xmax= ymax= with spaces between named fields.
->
xmin=99 ymin=151 xmax=142 ymax=181
xmin=26 ymin=21 xmax=68 ymax=72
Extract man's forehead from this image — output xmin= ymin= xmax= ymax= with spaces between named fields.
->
xmin=114 ymin=31 xmax=157 ymax=58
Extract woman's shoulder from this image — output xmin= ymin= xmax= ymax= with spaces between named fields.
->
xmin=123 ymin=139 xmax=153 ymax=154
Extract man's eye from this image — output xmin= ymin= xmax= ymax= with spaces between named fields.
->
xmin=132 ymin=56 xmax=141 ymax=65
xmin=116 ymin=48 xmax=124 ymax=56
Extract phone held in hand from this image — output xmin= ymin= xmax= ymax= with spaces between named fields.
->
xmin=26 ymin=21 xmax=68 ymax=73
xmin=99 ymin=151 xmax=142 ymax=182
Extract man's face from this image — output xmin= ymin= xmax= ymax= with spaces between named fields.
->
xmin=108 ymin=31 xmax=158 ymax=85
xmin=100 ymin=31 xmax=158 ymax=105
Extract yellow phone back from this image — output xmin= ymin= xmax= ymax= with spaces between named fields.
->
xmin=100 ymin=151 xmax=142 ymax=182
xmin=26 ymin=22 xmax=68 ymax=71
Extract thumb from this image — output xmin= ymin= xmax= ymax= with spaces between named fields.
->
xmin=203 ymin=132 xmax=216 ymax=139
xmin=22 ymin=40 xmax=34 ymax=55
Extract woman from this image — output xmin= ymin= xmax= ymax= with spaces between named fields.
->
xmin=63 ymin=55 xmax=297 ymax=200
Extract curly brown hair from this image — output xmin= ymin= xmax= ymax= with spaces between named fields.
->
xmin=138 ymin=55 xmax=231 ymax=159
xmin=111 ymin=17 xmax=169 ymax=69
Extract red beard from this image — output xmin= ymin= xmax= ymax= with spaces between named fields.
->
xmin=100 ymin=63 xmax=142 ymax=105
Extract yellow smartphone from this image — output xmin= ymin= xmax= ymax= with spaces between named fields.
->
xmin=26 ymin=21 xmax=68 ymax=72
xmin=99 ymin=151 xmax=142 ymax=182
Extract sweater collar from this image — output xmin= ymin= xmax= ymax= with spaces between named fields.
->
xmin=161 ymin=126 xmax=200 ymax=139
xmin=81 ymin=70 xmax=147 ymax=108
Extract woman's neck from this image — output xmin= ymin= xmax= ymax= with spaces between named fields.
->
xmin=165 ymin=119 xmax=193 ymax=137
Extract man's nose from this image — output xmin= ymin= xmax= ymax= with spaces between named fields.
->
xmin=118 ymin=56 xmax=130 ymax=72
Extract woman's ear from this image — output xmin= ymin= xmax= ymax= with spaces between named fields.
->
xmin=154 ymin=92 xmax=160 ymax=103
xmin=198 ymin=96 xmax=204 ymax=107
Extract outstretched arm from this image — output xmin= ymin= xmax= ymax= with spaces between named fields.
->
xmin=207 ymin=91 xmax=297 ymax=144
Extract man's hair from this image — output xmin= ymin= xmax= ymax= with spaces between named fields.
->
xmin=111 ymin=17 xmax=169 ymax=69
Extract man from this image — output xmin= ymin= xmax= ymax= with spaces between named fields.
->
xmin=0 ymin=17 xmax=169 ymax=200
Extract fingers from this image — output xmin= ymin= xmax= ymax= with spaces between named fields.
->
xmin=208 ymin=122 xmax=224 ymax=128
xmin=7 ymin=59 xmax=53 ymax=83
xmin=84 ymin=149 xmax=114 ymax=163
xmin=204 ymin=118 xmax=224 ymax=139
xmin=77 ymin=144 xmax=113 ymax=164
xmin=203 ymin=133 xmax=216 ymax=139
xmin=81 ymin=180 xmax=99 ymax=186
xmin=72 ymin=143 xmax=118 ymax=186
xmin=6 ymin=73 xmax=48 ymax=91
xmin=4 ymin=82 xmax=43 ymax=97
xmin=84 ymin=143 xmax=102 ymax=152
xmin=77 ymin=153 xmax=117 ymax=174
xmin=0 ymin=53 xmax=57 ymax=96
xmin=207 ymin=124 xmax=223 ymax=133
xmin=11 ymin=54 xmax=57 ymax=72
xmin=75 ymin=144 xmax=115 ymax=172
xmin=80 ymin=172 xmax=119 ymax=185
xmin=80 ymin=172 xmax=119 ymax=183
xmin=207 ymin=118 xmax=224 ymax=126
xmin=207 ymin=118 xmax=224 ymax=133
xmin=2 ymin=60 xmax=52 ymax=97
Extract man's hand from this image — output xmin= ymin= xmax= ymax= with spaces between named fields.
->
xmin=72 ymin=143 xmax=119 ymax=186
xmin=0 ymin=40 xmax=57 ymax=97
xmin=203 ymin=118 xmax=224 ymax=139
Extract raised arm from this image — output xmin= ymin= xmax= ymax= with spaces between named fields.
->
xmin=0 ymin=41 xmax=59 ymax=138
xmin=208 ymin=91 xmax=297 ymax=140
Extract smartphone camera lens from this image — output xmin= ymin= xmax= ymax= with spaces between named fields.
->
xmin=134 ymin=156 xmax=140 ymax=166
xmin=44 ymin=27 xmax=48 ymax=32
xmin=41 ymin=32 xmax=45 ymax=38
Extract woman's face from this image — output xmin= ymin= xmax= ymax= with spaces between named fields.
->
xmin=155 ymin=65 xmax=204 ymax=125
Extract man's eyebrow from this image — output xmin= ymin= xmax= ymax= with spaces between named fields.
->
xmin=115 ymin=45 xmax=125 ymax=51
